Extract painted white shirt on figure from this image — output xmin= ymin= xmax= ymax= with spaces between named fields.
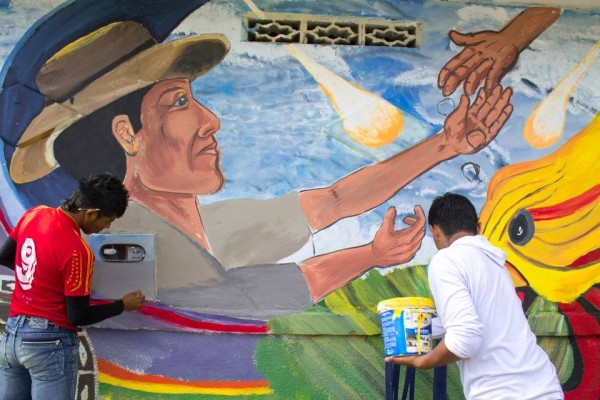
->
xmin=428 ymin=235 xmax=564 ymax=400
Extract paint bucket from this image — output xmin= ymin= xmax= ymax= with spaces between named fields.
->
xmin=377 ymin=297 xmax=435 ymax=357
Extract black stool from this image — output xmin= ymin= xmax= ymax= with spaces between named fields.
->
xmin=385 ymin=363 xmax=447 ymax=400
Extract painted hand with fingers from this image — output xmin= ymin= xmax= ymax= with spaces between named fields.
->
xmin=438 ymin=8 xmax=561 ymax=97
xmin=438 ymin=30 xmax=519 ymax=97
xmin=442 ymin=85 xmax=513 ymax=155
xmin=370 ymin=205 xmax=426 ymax=267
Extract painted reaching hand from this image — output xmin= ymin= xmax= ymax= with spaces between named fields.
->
xmin=442 ymin=85 xmax=513 ymax=155
xmin=438 ymin=7 xmax=561 ymax=96
xmin=371 ymin=205 xmax=426 ymax=268
xmin=438 ymin=30 xmax=520 ymax=97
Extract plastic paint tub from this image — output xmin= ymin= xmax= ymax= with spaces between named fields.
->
xmin=377 ymin=297 xmax=435 ymax=357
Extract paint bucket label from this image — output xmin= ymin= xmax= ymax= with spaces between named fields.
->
xmin=377 ymin=297 xmax=435 ymax=357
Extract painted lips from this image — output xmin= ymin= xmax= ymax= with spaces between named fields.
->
xmin=195 ymin=139 xmax=218 ymax=156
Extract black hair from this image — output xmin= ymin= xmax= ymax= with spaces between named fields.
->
xmin=61 ymin=173 xmax=129 ymax=217
xmin=428 ymin=193 xmax=478 ymax=237
xmin=54 ymin=85 xmax=153 ymax=181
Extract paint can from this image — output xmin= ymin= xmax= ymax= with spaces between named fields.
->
xmin=377 ymin=297 xmax=435 ymax=357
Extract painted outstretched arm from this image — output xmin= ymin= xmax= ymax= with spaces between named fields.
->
xmin=439 ymin=7 xmax=561 ymax=96
xmin=299 ymin=205 xmax=426 ymax=302
xmin=299 ymin=85 xmax=514 ymax=233
xmin=298 ymin=85 xmax=513 ymax=301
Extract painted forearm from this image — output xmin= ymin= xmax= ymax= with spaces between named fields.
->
xmin=501 ymin=7 xmax=561 ymax=51
xmin=299 ymin=243 xmax=375 ymax=302
xmin=301 ymin=132 xmax=454 ymax=231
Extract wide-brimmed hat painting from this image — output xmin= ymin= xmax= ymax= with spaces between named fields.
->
xmin=10 ymin=20 xmax=230 ymax=184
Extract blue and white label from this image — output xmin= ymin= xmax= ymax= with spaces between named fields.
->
xmin=380 ymin=308 xmax=433 ymax=357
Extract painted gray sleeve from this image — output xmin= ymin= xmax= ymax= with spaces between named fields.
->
xmin=160 ymin=262 xmax=313 ymax=320
xmin=201 ymin=191 xmax=312 ymax=269
xmin=227 ymin=262 xmax=313 ymax=316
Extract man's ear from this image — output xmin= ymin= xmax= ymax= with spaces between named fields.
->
xmin=430 ymin=224 xmax=444 ymax=241
xmin=430 ymin=224 xmax=439 ymax=238
xmin=111 ymin=115 xmax=139 ymax=156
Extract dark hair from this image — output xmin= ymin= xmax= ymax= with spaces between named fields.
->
xmin=428 ymin=193 xmax=478 ymax=237
xmin=61 ymin=173 xmax=129 ymax=217
xmin=54 ymin=85 xmax=153 ymax=180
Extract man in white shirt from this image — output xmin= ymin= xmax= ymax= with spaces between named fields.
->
xmin=385 ymin=193 xmax=563 ymax=400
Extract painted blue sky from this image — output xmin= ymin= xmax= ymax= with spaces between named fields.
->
xmin=1 ymin=0 xmax=599 ymax=264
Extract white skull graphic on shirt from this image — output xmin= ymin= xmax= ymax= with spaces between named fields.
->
xmin=16 ymin=238 xmax=36 ymax=290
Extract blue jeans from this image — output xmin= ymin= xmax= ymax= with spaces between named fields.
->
xmin=0 ymin=315 xmax=80 ymax=400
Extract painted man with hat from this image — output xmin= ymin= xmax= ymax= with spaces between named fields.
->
xmin=7 ymin=19 xmax=513 ymax=319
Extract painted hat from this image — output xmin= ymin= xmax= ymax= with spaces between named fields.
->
xmin=9 ymin=20 xmax=230 ymax=184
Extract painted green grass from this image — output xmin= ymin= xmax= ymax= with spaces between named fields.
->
xmin=257 ymin=265 xmax=465 ymax=399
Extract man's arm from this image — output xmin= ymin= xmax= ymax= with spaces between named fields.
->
xmin=0 ymin=238 xmax=16 ymax=270
xmin=386 ymin=340 xmax=461 ymax=369
xmin=66 ymin=290 xmax=144 ymax=326
xmin=300 ymin=85 xmax=513 ymax=232
xmin=387 ymin=254 xmax=484 ymax=369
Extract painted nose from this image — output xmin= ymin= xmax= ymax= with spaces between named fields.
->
xmin=196 ymin=104 xmax=221 ymax=138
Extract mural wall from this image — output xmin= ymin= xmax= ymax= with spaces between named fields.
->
xmin=0 ymin=0 xmax=599 ymax=398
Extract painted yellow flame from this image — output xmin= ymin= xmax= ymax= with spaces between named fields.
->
xmin=243 ymin=0 xmax=404 ymax=148
xmin=523 ymin=40 xmax=600 ymax=149
xmin=481 ymin=114 xmax=600 ymax=303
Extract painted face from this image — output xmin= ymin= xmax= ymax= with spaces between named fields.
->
xmin=82 ymin=212 xmax=117 ymax=235
xmin=135 ymin=78 xmax=224 ymax=195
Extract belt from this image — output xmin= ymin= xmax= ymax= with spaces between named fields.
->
xmin=24 ymin=316 xmax=58 ymax=326
xmin=2 ymin=322 xmax=77 ymax=336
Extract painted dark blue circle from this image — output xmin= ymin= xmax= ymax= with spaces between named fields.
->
xmin=508 ymin=209 xmax=535 ymax=246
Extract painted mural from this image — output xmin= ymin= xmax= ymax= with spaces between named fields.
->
xmin=0 ymin=0 xmax=598 ymax=399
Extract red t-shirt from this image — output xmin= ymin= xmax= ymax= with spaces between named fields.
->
xmin=9 ymin=206 xmax=94 ymax=330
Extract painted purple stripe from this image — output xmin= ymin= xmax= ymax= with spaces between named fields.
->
xmin=88 ymin=328 xmax=264 ymax=381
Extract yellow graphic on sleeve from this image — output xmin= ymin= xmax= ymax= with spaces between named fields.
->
xmin=480 ymin=114 xmax=600 ymax=303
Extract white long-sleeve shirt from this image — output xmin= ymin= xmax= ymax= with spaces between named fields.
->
xmin=428 ymin=235 xmax=563 ymax=400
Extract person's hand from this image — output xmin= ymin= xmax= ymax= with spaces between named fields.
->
xmin=370 ymin=205 xmax=426 ymax=267
xmin=122 ymin=290 xmax=145 ymax=311
xmin=385 ymin=355 xmax=423 ymax=368
xmin=442 ymin=84 xmax=513 ymax=155
xmin=438 ymin=30 xmax=520 ymax=97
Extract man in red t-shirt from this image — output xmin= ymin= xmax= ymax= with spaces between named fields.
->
xmin=0 ymin=174 xmax=145 ymax=400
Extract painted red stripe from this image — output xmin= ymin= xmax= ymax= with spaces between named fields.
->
xmin=564 ymin=248 xmax=600 ymax=269
xmin=138 ymin=305 xmax=270 ymax=334
xmin=558 ymin=302 xmax=600 ymax=399
xmin=582 ymin=287 xmax=600 ymax=310
xmin=529 ymin=184 xmax=600 ymax=221
xmin=91 ymin=299 xmax=269 ymax=334
xmin=558 ymin=301 xmax=600 ymax=337
xmin=0 ymin=208 xmax=11 ymax=233
xmin=97 ymin=358 xmax=270 ymax=388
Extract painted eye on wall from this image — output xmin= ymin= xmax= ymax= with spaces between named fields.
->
xmin=508 ymin=209 xmax=535 ymax=246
